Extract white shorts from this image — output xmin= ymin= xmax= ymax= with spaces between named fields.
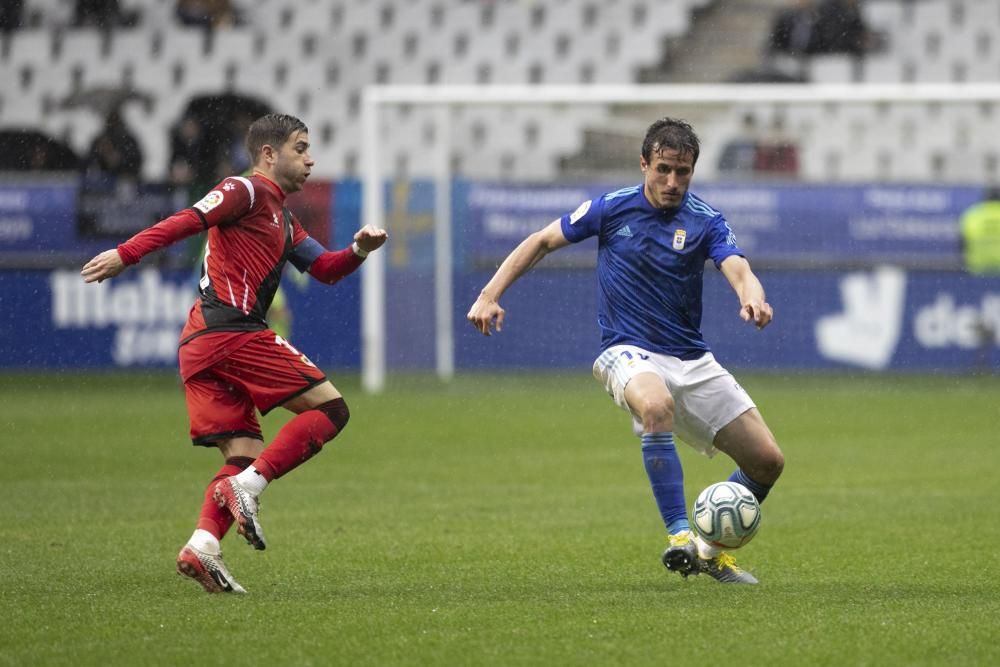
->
xmin=592 ymin=345 xmax=756 ymax=458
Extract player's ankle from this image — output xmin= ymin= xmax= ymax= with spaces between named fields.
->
xmin=693 ymin=534 xmax=721 ymax=559
xmin=234 ymin=466 xmax=268 ymax=496
xmin=188 ymin=528 xmax=221 ymax=554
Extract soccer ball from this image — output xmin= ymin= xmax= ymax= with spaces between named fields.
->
xmin=692 ymin=481 xmax=761 ymax=549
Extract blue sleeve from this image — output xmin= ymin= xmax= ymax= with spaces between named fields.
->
xmin=706 ymin=214 xmax=744 ymax=268
xmin=288 ymin=236 xmax=325 ymax=273
xmin=560 ymin=196 xmax=605 ymax=243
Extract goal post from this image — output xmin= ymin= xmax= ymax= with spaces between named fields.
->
xmin=360 ymin=83 xmax=1000 ymax=393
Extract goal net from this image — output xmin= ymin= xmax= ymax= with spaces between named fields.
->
xmin=360 ymin=83 xmax=1000 ymax=392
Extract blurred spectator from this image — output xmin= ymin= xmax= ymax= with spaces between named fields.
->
xmin=811 ymin=0 xmax=872 ymax=56
xmin=0 ymin=130 xmax=78 ymax=171
xmin=717 ymin=113 xmax=761 ymax=176
xmin=72 ymin=0 xmax=136 ymax=28
xmin=83 ymin=109 xmax=143 ymax=184
xmin=753 ymin=117 xmax=800 ymax=177
xmin=168 ymin=113 xmax=206 ymax=196
xmin=214 ymin=108 xmax=254 ymax=178
xmin=175 ymin=93 xmax=271 ymax=197
xmin=768 ymin=0 xmax=820 ymax=57
xmin=175 ymin=0 xmax=244 ymax=29
xmin=718 ymin=114 xmax=800 ymax=179
xmin=0 ymin=0 xmax=24 ymax=32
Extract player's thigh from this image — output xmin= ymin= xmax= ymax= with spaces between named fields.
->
xmin=216 ymin=330 xmax=329 ymax=416
xmin=593 ymin=344 xmax=687 ymax=436
xmin=713 ymin=408 xmax=784 ymax=483
xmin=593 ymin=345 xmax=672 ymax=410
xmin=282 ymin=380 xmax=342 ymax=414
xmin=184 ymin=369 xmax=263 ymax=447
xmin=623 ymin=371 xmax=675 ymax=427
xmin=218 ymin=436 xmax=266 ymax=459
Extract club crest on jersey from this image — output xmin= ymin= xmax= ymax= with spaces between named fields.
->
xmin=194 ymin=190 xmax=224 ymax=214
xmin=569 ymin=199 xmax=591 ymax=225
xmin=271 ymin=213 xmax=280 ymax=228
xmin=673 ymin=229 xmax=687 ymax=250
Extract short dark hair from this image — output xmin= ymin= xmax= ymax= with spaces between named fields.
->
xmin=641 ymin=117 xmax=700 ymax=165
xmin=246 ymin=113 xmax=308 ymax=163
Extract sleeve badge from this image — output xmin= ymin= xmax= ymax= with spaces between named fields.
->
xmin=193 ymin=190 xmax=224 ymax=214
xmin=569 ymin=199 xmax=592 ymax=225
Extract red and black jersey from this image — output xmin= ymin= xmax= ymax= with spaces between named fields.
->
xmin=117 ymin=171 xmax=366 ymax=358
xmin=118 ymin=173 xmax=322 ymax=344
xmin=184 ymin=174 xmax=309 ymax=342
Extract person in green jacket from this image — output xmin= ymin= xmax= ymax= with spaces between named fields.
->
xmin=960 ymin=186 xmax=1000 ymax=372
xmin=961 ymin=187 xmax=1000 ymax=274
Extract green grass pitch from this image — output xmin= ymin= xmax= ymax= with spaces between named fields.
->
xmin=2 ymin=371 xmax=999 ymax=666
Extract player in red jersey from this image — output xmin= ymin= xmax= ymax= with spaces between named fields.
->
xmin=82 ymin=114 xmax=388 ymax=593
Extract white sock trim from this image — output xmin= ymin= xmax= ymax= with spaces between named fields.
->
xmin=189 ymin=529 xmax=220 ymax=554
xmin=234 ymin=465 xmax=268 ymax=497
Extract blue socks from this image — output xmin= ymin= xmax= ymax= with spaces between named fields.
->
xmin=641 ymin=432 xmax=689 ymax=535
xmin=729 ymin=468 xmax=772 ymax=503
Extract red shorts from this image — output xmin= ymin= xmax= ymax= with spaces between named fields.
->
xmin=180 ymin=330 xmax=327 ymax=446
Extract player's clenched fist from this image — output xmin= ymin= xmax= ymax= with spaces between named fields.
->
xmin=354 ymin=224 xmax=388 ymax=253
xmin=467 ymin=293 xmax=505 ymax=336
xmin=81 ymin=249 xmax=126 ymax=283
xmin=740 ymin=301 xmax=773 ymax=330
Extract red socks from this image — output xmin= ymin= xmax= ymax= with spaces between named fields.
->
xmin=254 ymin=408 xmax=341 ymax=481
xmin=196 ymin=401 xmax=348 ymax=541
xmin=196 ymin=456 xmax=253 ymax=539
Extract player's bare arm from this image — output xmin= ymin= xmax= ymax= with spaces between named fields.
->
xmin=467 ymin=219 xmax=571 ymax=336
xmin=720 ymin=255 xmax=773 ymax=329
xmin=81 ymin=248 xmax=126 ymax=283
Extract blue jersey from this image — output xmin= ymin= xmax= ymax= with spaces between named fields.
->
xmin=560 ymin=185 xmax=743 ymax=359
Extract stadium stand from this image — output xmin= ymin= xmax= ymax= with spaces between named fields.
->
xmin=702 ymin=0 xmax=1000 ymax=183
xmin=0 ymin=0 xmax=997 ymax=183
xmin=0 ymin=0 xmax=708 ymax=181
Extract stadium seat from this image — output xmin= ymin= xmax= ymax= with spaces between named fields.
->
xmin=807 ymin=55 xmax=856 ymax=83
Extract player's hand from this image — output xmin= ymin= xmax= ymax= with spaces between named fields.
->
xmin=81 ymin=249 xmax=126 ymax=284
xmin=467 ymin=293 xmax=505 ymax=336
xmin=354 ymin=224 xmax=388 ymax=253
xmin=740 ymin=300 xmax=773 ymax=330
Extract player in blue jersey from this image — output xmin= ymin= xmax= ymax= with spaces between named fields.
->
xmin=467 ymin=117 xmax=784 ymax=584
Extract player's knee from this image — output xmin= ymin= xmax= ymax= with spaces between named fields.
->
xmin=316 ymin=397 xmax=350 ymax=437
xmin=637 ymin=394 xmax=674 ymax=431
xmin=757 ymin=446 xmax=784 ymax=484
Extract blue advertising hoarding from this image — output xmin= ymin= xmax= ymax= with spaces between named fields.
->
xmin=453 ymin=267 xmax=1000 ymax=373
xmin=0 ymin=177 xmax=89 ymax=255
xmin=0 ymin=180 xmax=996 ymax=372
xmin=1 ymin=264 xmax=996 ymax=372
xmin=0 ymin=267 xmax=360 ymax=370
xmin=0 ymin=177 xmax=190 ymax=266
xmin=457 ymin=181 xmax=983 ymax=268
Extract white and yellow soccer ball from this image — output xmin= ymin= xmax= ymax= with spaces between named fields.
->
xmin=692 ymin=481 xmax=761 ymax=549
